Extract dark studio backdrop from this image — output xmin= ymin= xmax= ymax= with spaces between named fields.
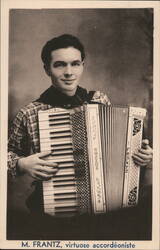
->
xmin=8 ymin=9 xmax=153 ymax=240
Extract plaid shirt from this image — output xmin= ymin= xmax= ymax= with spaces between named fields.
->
xmin=8 ymin=86 xmax=110 ymax=177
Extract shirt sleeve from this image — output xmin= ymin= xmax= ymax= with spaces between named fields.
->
xmin=8 ymin=109 xmax=30 ymax=178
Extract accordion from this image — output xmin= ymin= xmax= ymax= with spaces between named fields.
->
xmin=38 ymin=104 xmax=146 ymax=217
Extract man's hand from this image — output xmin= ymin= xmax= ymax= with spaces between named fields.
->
xmin=132 ymin=139 xmax=153 ymax=167
xmin=17 ymin=151 xmax=58 ymax=180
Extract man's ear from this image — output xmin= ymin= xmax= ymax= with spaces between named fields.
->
xmin=44 ymin=64 xmax=51 ymax=76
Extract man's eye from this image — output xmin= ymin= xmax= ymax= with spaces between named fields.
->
xmin=72 ymin=62 xmax=81 ymax=66
xmin=53 ymin=62 xmax=65 ymax=68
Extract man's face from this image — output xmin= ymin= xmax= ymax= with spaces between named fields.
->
xmin=46 ymin=47 xmax=84 ymax=96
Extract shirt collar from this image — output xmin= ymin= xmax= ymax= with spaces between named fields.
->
xmin=36 ymin=85 xmax=89 ymax=107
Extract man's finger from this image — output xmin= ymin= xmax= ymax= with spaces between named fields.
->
xmin=132 ymin=155 xmax=150 ymax=163
xmin=133 ymin=152 xmax=152 ymax=160
xmin=138 ymin=148 xmax=152 ymax=155
xmin=133 ymin=159 xmax=147 ymax=167
xmin=36 ymin=151 xmax=52 ymax=158
xmin=38 ymin=159 xmax=58 ymax=168
xmin=142 ymin=139 xmax=150 ymax=149
xmin=37 ymin=165 xmax=59 ymax=174
xmin=32 ymin=174 xmax=44 ymax=181
xmin=35 ymin=171 xmax=54 ymax=180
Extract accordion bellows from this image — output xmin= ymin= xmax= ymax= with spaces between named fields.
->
xmin=38 ymin=104 xmax=146 ymax=217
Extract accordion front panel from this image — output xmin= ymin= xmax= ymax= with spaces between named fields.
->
xmin=38 ymin=104 xmax=146 ymax=216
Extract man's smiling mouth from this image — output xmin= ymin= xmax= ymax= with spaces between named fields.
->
xmin=62 ymin=79 xmax=76 ymax=84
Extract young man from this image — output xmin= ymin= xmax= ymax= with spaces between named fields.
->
xmin=8 ymin=34 xmax=152 ymax=239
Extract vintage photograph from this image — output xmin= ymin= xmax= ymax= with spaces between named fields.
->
xmin=7 ymin=7 xmax=153 ymax=241
xmin=1 ymin=1 xmax=160 ymax=249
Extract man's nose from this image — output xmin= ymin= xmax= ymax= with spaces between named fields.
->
xmin=64 ymin=65 xmax=72 ymax=77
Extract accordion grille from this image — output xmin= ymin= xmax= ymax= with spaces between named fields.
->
xmin=71 ymin=110 xmax=91 ymax=214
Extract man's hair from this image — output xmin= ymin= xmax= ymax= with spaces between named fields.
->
xmin=41 ymin=34 xmax=85 ymax=66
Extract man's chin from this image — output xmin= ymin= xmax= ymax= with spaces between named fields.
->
xmin=63 ymin=83 xmax=78 ymax=90
xmin=62 ymin=86 xmax=77 ymax=96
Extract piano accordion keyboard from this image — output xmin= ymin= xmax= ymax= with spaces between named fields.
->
xmin=39 ymin=109 xmax=78 ymax=216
